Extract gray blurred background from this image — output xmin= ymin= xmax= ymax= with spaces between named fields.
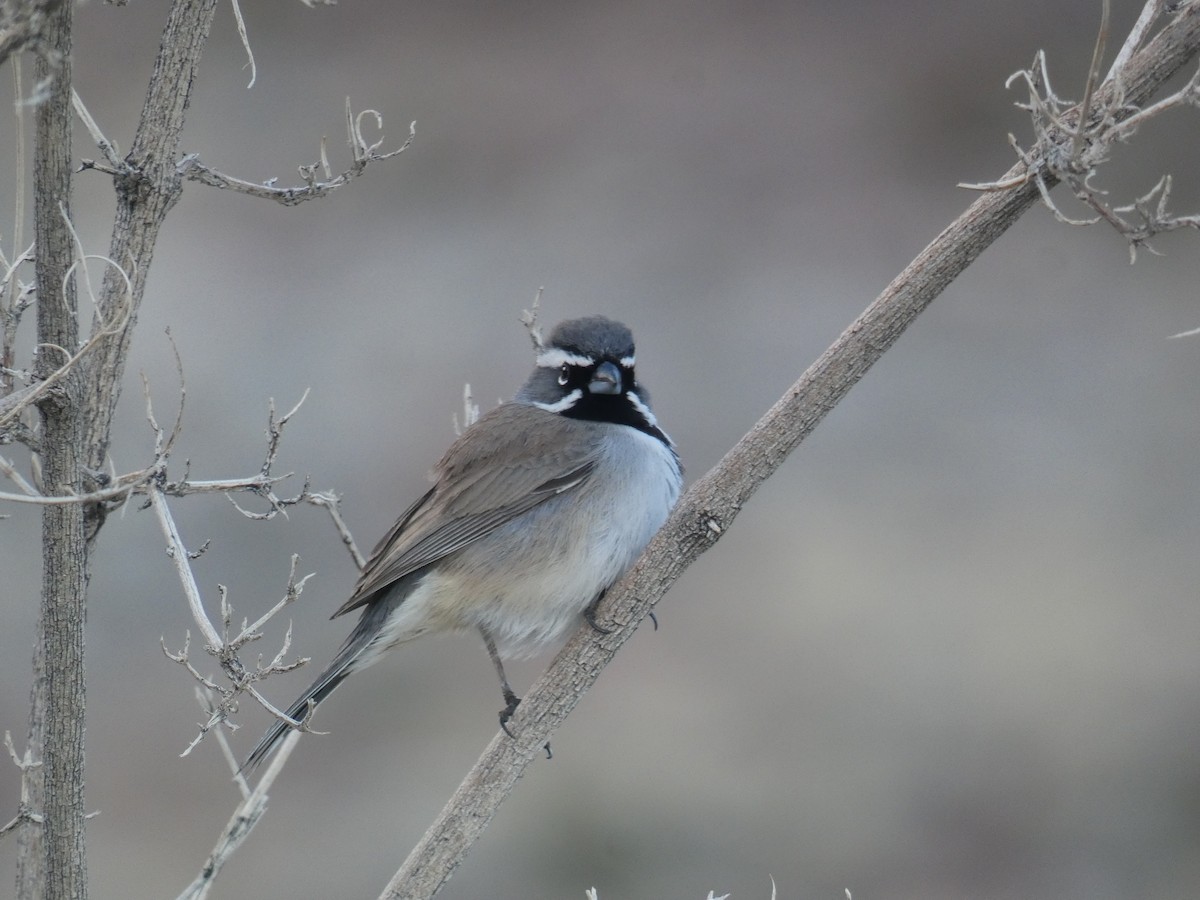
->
xmin=3 ymin=1 xmax=1199 ymax=898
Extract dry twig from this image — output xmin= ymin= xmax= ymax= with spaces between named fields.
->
xmin=0 ymin=732 xmax=43 ymax=840
xmin=962 ymin=0 xmax=1200 ymax=259
xmin=86 ymin=104 xmax=419 ymax=208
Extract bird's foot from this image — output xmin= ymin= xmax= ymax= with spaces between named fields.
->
xmin=498 ymin=692 xmax=553 ymax=758
xmin=499 ymin=691 xmax=521 ymax=738
xmin=584 ymin=592 xmax=613 ymax=635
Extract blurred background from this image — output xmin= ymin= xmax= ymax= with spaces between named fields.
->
xmin=3 ymin=1 xmax=1199 ymax=898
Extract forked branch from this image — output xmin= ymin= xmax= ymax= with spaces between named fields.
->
xmin=963 ymin=0 xmax=1200 ymax=259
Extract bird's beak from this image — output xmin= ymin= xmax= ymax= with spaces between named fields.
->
xmin=588 ymin=361 xmax=622 ymax=395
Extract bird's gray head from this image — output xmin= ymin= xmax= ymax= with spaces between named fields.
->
xmin=516 ymin=316 xmax=669 ymax=444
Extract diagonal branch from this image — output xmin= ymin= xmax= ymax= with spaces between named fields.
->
xmin=377 ymin=5 xmax=1200 ymax=897
xmin=174 ymin=729 xmax=302 ymax=900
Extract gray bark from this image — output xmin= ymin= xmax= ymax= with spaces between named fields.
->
xmin=16 ymin=0 xmax=221 ymax=896
xmin=23 ymin=0 xmax=86 ymax=897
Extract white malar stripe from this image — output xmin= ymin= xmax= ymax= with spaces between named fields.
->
xmin=531 ymin=388 xmax=582 ymax=413
xmin=537 ymin=348 xmax=595 ymax=369
xmin=627 ymin=391 xmax=671 ymax=441
xmin=619 ymin=355 xmax=636 ymax=368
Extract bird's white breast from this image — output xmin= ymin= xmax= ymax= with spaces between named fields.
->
xmin=480 ymin=423 xmax=680 ymax=655
xmin=354 ymin=421 xmax=681 ymax=668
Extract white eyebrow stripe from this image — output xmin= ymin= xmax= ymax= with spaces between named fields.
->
xmin=537 ymin=348 xmax=595 ymax=369
xmin=620 ymin=355 xmax=636 ymax=368
xmin=530 ymin=389 xmax=582 ymax=413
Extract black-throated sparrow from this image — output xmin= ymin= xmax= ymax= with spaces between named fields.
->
xmin=245 ymin=316 xmax=681 ymax=769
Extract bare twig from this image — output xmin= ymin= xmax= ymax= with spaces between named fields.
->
xmin=0 ymin=452 xmax=39 ymax=495
xmin=965 ymin=1 xmax=1200 ymax=259
xmin=0 ymin=731 xmax=43 ymax=840
xmin=519 ymin=287 xmax=545 ymax=350
xmin=1106 ymin=0 xmax=1167 ymax=82
xmin=228 ymin=0 xmax=256 ymax=89
xmin=232 ymin=554 xmax=314 ymax=647
xmin=70 ymin=89 xmax=122 ymax=169
xmin=174 ymin=729 xmax=302 ymax=900
xmin=0 ymin=206 xmax=132 ymax=432
xmin=1073 ymin=0 xmax=1111 ymax=161
xmin=126 ymin=373 xmax=318 ymax=751
xmin=151 ymin=489 xmax=223 ymax=650
xmin=307 ymin=490 xmax=366 ymax=569
xmin=0 ymin=383 xmax=316 ymax=513
xmin=154 ymin=488 xmax=317 ymax=753
xmin=174 ymin=109 xmax=415 ymax=207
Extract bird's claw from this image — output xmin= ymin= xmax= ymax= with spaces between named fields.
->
xmin=497 ymin=694 xmax=553 ymax=758
xmin=499 ymin=693 xmax=521 ymax=738
xmin=584 ymin=595 xmax=614 ymax=635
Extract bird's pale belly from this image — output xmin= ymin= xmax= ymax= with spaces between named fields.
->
xmin=362 ymin=426 xmax=679 ymax=662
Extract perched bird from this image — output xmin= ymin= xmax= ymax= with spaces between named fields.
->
xmin=245 ymin=316 xmax=682 ymax=769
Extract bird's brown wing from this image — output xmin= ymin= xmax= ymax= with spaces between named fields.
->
xmin=331 ymin=404 xmax=598 ymax=618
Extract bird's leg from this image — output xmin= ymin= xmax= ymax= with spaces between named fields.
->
xmin=481 ymin=629 xmax=552 ymax=758
xmin=481 ymin=629 xmax=521 ymax=736
xmin=583 ymin=589 xmax=614 ymax=635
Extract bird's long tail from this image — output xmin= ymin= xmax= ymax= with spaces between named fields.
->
xmin=242 ymin=598 xmax=398 ymax=772
xmin=242 ymin=653 xmax=354 ymax=773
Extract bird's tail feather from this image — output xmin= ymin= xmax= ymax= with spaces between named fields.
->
xmin=241 ymin=657 xmax=352 ymax=773
xmin=241 ymin=609 xmax=385 ymax=773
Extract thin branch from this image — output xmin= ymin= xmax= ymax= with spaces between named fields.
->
xmin=174 ymin=729 xmax=302 ymax=900
xmin=206 ymin=688 xmax=252 ymax=800
xmin=0 ymin=731 xmax=43 ymax=840
xmin=306 ymin=490 xmax=366 ymax=569
xmin=154 ymin=490 xmax=316 ymax=753
xmin=232 ymin=555 xmax=314 ymax=646
xmin=175 ymin=112 xmax=415 ymax=207
xmin=0 ymin=385 xmax=313 ymax=509
xmin=1072 ymin=0 xmax=1110 ymax=161
xmin=0 ymin=452 xmax=39 ymax=495
xmin=968 ymin=2 xmax=1200 ymax=259
xmin=0 ymin=205 xmax=133 ymax=432
xmin=1106 ymin=0 xmax=1166 ymax=82
xmin=519 ymin=287 xmax=545 ymax=350
xmin=70 ymin=88 xmax=122 ymax=169
xmin=228 ymin=0 xmax=256 ymax=89
xmin=79 ymin=0 xmax=223 ymax=496
xmin=150 ymin=488 xmax=223 ymax=650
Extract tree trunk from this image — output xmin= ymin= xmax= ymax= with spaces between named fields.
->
xmin=20 ymin=0 xmax=89 ymax=896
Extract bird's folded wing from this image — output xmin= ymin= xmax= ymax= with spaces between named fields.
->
xmin=332 ymin=405 xmax=598 ymax=618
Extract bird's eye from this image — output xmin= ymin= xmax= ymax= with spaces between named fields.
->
xmin=558 ymin=365 xmax=570 ymax=386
